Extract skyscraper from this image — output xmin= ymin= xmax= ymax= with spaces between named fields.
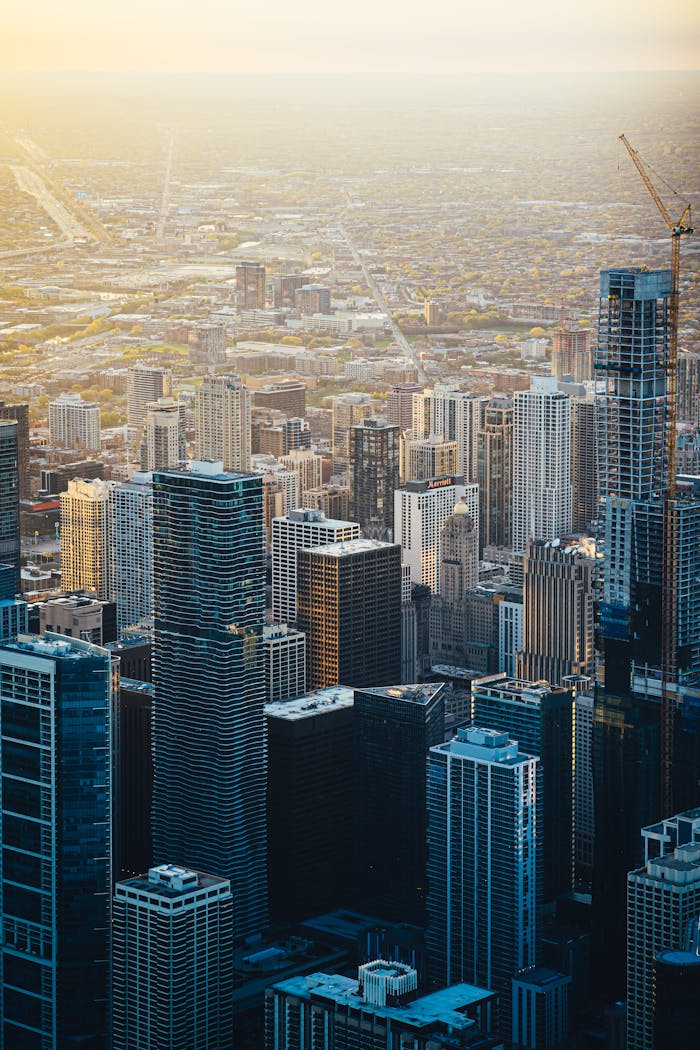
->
xmin=60 ymin=477 xmax=113 ymax=598
xmin=151 ymin=462 xmax=267 ymax=939
xmin=279 ymin=448 xmax=323 ymax=499
xmin=570 ymin=390 xmax=598 ymax=532
xmin=0 ymin=400 xmax=30 ymax=500
xmin=49 ymin=392 xmax=101 ymax=451
xmin=678 ymin=350 xmax=700 ymax=425
xmin=331 ymin=392 xmax=373 ymax=472
xmin=405 ymin=434 xmax=458 ymax=482
xmin=194 ymin=373 xmax=251 ymax=472
xmin=109 ymin=472 xmax=154 ymax=632
xmin=427 ymin=726 xmax=540 ymax=1032
xmin=512 ymin=376 xmax=571 ymax=554
xmin=236 ymin=260 xmax=266 ymax=310
xmin=354 ymin=684 xmax=445 ymax=924
xmin=0 ymin=633 xmax=113 ymax=1047
xmin=0 ymin=563 xmax=27 ymax=641
xmin=386 ymin=382 xmax=422 ymax=430
xmin=477 ymin=396 xmax=513 ymax=553
xmin=471 ymin=674 xmax=574 ymax=904
xmin=412 ymin=384 xmax=483 ymax=482
xmin=430 ymin=500 xmax=479 ymax=666
xmin=140 ymin=396 xmax=183 ymax=472
xmin=112 ymin=864 xmax=234 ymax=1050
xmin=297 ymin=538 xmax=402 ymax=690
xmin=349 ymin=418 xmax=400 ymax=532
xmin=518 ymin=537 xmax=595 ymax=686
xmin=263 ymin=623 xmax=306 ymax=703
xmin=551 ymin=316 xmax=593 ymax=382
xmin=271 ymin=508 xmax=360 ymax=624
xmin=126 ymin=363 xmax=172 ymax=427
xmin=0 ymin=420 xmax=20 ymax=590
xmin=394 ymin=477 xmax=474 ymax=593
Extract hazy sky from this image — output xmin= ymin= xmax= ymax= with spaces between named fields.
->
xmin=2 ymin=0 xmax=698 ymax=74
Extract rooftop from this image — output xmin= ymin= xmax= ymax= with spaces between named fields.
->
xmin=3 ymin=632 xmax=109 ymax=662
xmin=357 ymin=683 xmax=444 ymax=706
xmin=304 ymin=538 xmax=398 ymax=558
xmin=116 ymin=863 xmax=230 ymax=901
xmin=266 ymin=686 xmax=354 ymax=721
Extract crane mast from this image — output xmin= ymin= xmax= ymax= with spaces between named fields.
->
xmin=619 ymin=134 xmax=693 ymax=815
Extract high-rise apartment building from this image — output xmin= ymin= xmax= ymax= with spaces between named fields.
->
xmin=109 ymin=472 xmax=154 ymax=632
xmin=394 ymin=477 xmax=474 ymax=593
xmin=512 ymin=376 xmax=572 ymax=554
xmin=0 ymin=633 xmax=113 ymax=1047
xmin=331 ymin=392 xmax=373 ymax=472
xmin=0 ymin=563 xmax=27 ymax=641
xmin=253 ymin=380 xmax=306 ymax=418
xmin=0 ymin=421 xmax=20 ymax=590
xmin=266 ymin=687 xmax=355 ymax=922
xmin=678 ymin=350 xmax=700 ymax=425
xmin=151 ymin=462 xmax=267 ymax=939
xmin=518 ymin=537 xmax=595 ymax=686
xmin=49 ymin=392 xmax=101 ymax=451
xmin=295 ymin=283 xmax=331 ymax=314
xmin=112 ymin=864 xmax=234 ymax=1050
xmin=271 ymin=508 xmax=360 ymax=624
xmin=60 ymin=477 xmax=113 ymax=598
xmin=263 ymin=623 xmax=306 ymax=703
xmin=427 ymin=726 xmax=540 ymax=1032
xmin=499 ymin=596 xmax=523 ymax=678
xmin=236 ymin=260 xmax=266 ymax=310
xmin=297 ymin=538 xmax=402 ymax=690
xmin=386 ymin=382 xmax=422 ymax=430
xmin=302 ymin=483 xmax=351 ymax=521
xmin=565 ymin=675 xmax=595 ymax=884
xmin=279 ymin=448 xmax=323 ymax=500
xmin=405 ymin=434 xmax=459 ymax=482
xmin=551 ymin=316 xmax=593 ymax=382
xmin=471 ymin=674 xmax=574 ymax=904
xmin=627 ymin=811 xmax=700 ymax=1050
xmin=126 ymin=364 xmax=172 ymax=426
xmin=412 ymin=384 xmax=483 ymax=482
xmin=140 ymin=396 xmax=183 ymax=472
xmin=38 ymin=593 xmax=117 ymax=645
xmin=0 ymin=400 xmax=30 ymax=499
xmin=194 ymin=373 xmax=251 ymax=472
xmin=349 ymin=418 xmax=400 ymax=531
xmin=477 ymin=396 xmax=513 ymax=553
xmin=355 ymin=684 xmax=445 ymax=924
xmin=570 ymin=391 xmax=598 ymax=532
xmin=271 ymin=273 xmax=306 ymax=308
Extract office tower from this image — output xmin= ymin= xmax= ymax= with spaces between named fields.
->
xmin=355 ymin=684 xmax=445 ymax=924
xmin=477 ymin=396 xmax=513 ymax=553
xmin=551 ymin=316 xmax=593 ymax=382
xmin=349 ymin=418 xmax=400 ymax=531
xmin=0 ymin=421 xmax=20 ymax=590
xmin=472 ymin=674 xmax=574 ymax=904
xmin=413 ymin=383 xmax=483 ymax=482
xmin=653 ymin=927 xmax=700 ymax=1050
xmin=279 ymin=416 xmax=311 ymax=454
xmin=49 ymin=392 xmax=101 ymax=451
xmin=271 ymin=272 xmax=306 ymax=308
xmin=126 ymin=363 xmax=172 ymax=426
xmin=0 ymin=633 xmax=113 ymax=1047
xmin=265 ymin=962 xmax=500 ymax=1050
xmin=38 ymin=593 xmax=117 ymax=644
xmin=260 ymin=471 xmax=297 ymax=543
xmin=271 ymin=508 xmax=360 ymax=624
xmin=0 ymin=563 xmax=27 ymax=641
xmin=279 ymin=448 xmax=323 ymax=499
xmin=518 ymin=537 xmax=595 ymax=686
xmin=140 ymin=396 xmax=183 ymax=471
xmin=117 ymin=677 xmax=154 ymax=879
xmin=194 ymin=373 xmax=251 ymax=472
xmin=297 ymin=538 xmax=402 ymax=690
xmin=405 ymin=434 xmax=459 ymax=482
xmin=627 ymin=812 xmax=700 ymax=1050
xmin=565 ymin=676 xmax=595 ymax=884
xmin=266 ymin=687 xmax=354 ymax=922
xmin=386 ymin=382 xmax=422 ymax=430
xmin=427 ymin=726 xmax=540 ymax=1031
xmin=0 ymin=400 xmax=30 ymax=499
xmin=511 ymin=968 xmax=571 ymax=1050
xmin=151 ymin=462 xmax=267 ymax=939
xmin=331 ymin=392 xmax=373 ymax=472
xmin=109 ymin=472 xmax=154 ymax=632
xmin=295 ymin=283 xmax=331 ymax=314
xmin=302 ymin=483 xmax=351 ymax=520
xmin=60 ymin=477 xmax=113 ymax=598
xmin=112 ymin=865 xmax=234 ymax=1050
xmin=263 ymin=623 xmax=306 ymax=702
xmin=394 ymin=477 xmax=472 ymax=593
xmin=512 ymin=377 xmax=572 ymax=554
xmin=400 ymin=562 xmax=418 ymax=683
xmin=499 ymin=596 xmax=523 ymax=677
xmin=253 ymin=380 xmax=306 ymax=418
xmin=678 ymin=350 xmax=700 ymax=424
xmin=236 ymin=260 xmax=266 ymax=309
xmin=430 ymin=501 xmax=479 ymax=666
xmin=570 ymin=392 xmax=598 ymax=532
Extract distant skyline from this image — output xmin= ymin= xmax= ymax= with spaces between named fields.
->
xmin=2 ymin=0 xmax=698 ymax=75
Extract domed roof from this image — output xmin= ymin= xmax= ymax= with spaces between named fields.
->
xmin=453 ymin=498 xmax=470 ymax=515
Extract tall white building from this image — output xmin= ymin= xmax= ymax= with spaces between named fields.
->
xmin=140 ymin=397 xmax=183 ymax=472
xmin=512 ymin=376 xmax=571 ymax=554
xmin=194 ymin=374 xmax=251 ymax=472
xmin=627 ymin=811 xmax=700 ymax=1050
xmin=126 ymin=364 xmax=172 ymax=427
xmin=271 ymin=508 xmax=360 ymax=624
xmin=405 ymin=435 xmax=458 ymax=483
xmin=49 ymin=393 xmax=101 ymax=452
xmin=498 ymin=598 xmax=523 ymax=677
xmin=412 ymin=384 xmax=483 ymax=482
xmin=112 ymin=864 xmax=233 ymax=1050
xmin=263 ymin=623 xmax=306 ymax=703
xmin=60 ymin=478 xmax=113 ymax=598
xmin=279 ymin=449 xmax=324 ymax=499
xmin=109 ymin=472 xmax=153 ymax=632
xmin=394 ymin=478 xmax=476 ymax=593
xmin=427 ymin=726 xmax=540 ymax=1034
xmin=567 ymin=677 xmax=594 ymax=882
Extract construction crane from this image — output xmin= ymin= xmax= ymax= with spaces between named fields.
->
xmin=619 ymin=133 xmax=693 ymax=815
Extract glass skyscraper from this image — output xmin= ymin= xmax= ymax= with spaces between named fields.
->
xmin=0 ymin=633 xmax=114 ymax=1048
xmin=151 ymin=461 xmax=268 ymax=940
xmin=0 ymin=420 xmax=20 ymax=592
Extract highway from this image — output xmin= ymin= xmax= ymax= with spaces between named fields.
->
xmin=9 ymin=164 xmax=91 ymax=243
xmin=156 ymin=134 xmax=174 ymax=243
